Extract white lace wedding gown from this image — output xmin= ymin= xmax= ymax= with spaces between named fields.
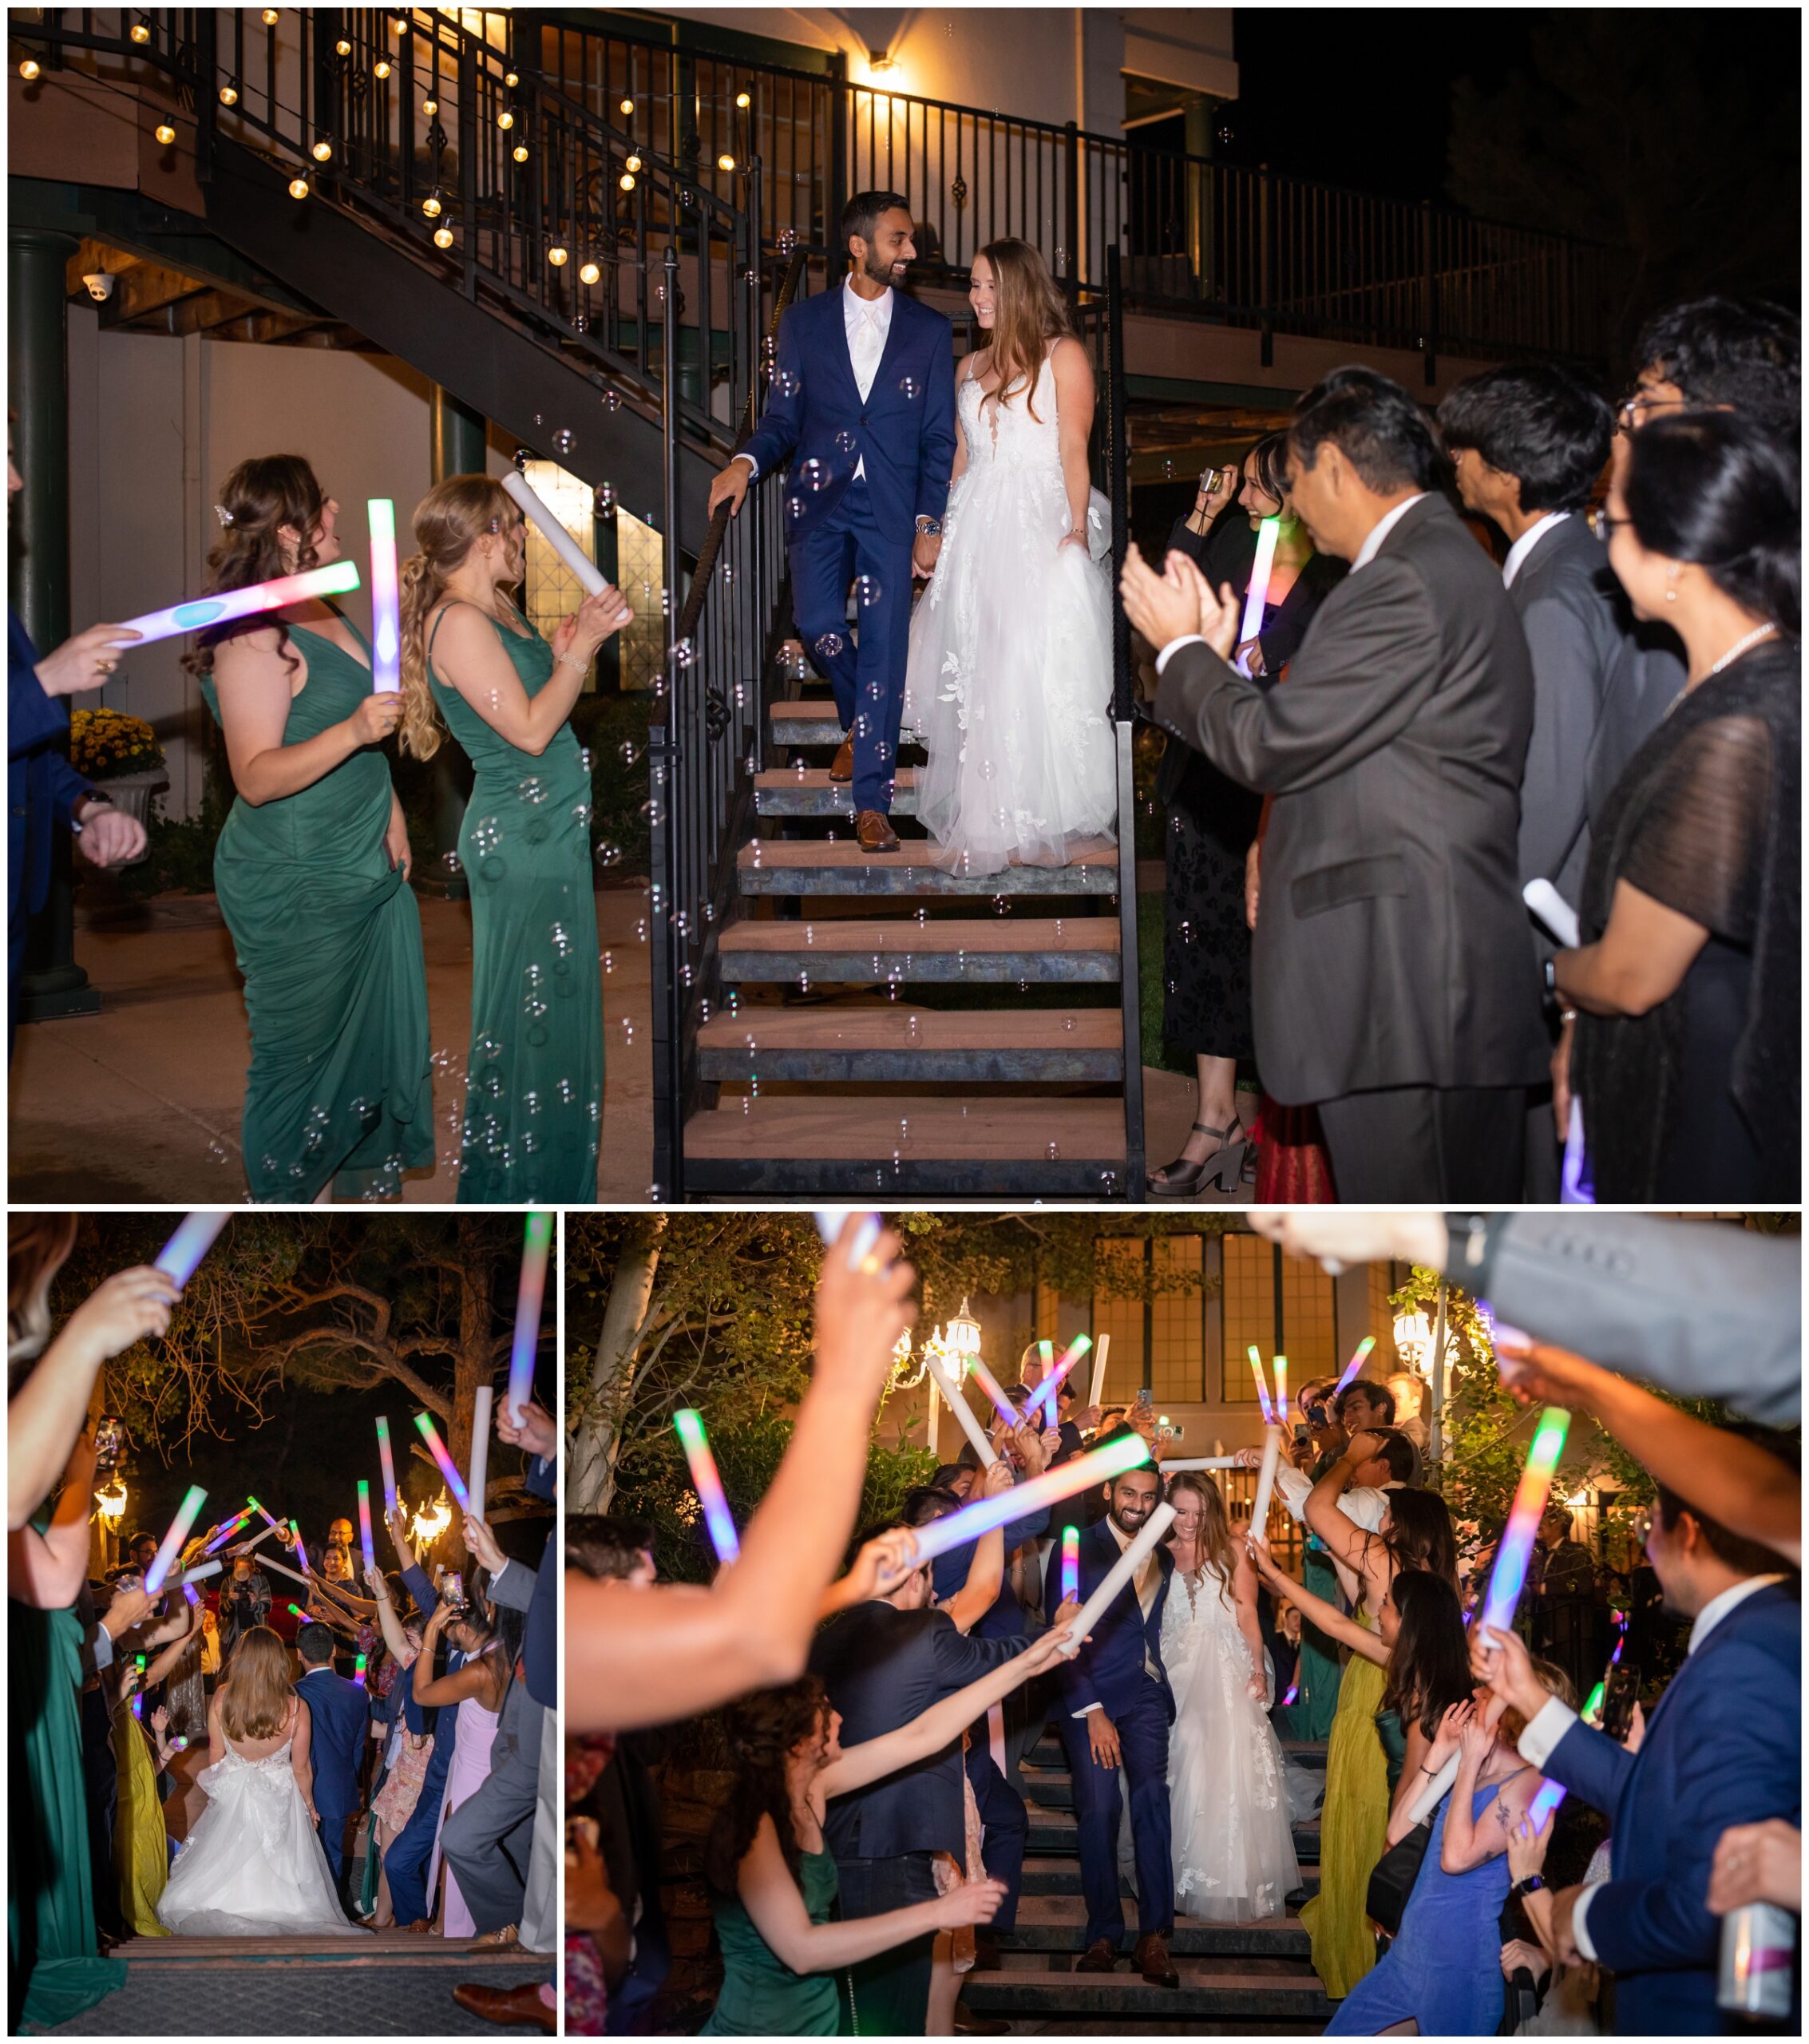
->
xmin=156 ymin=1732 xmax=366 ymax=1937
xmin=903 ymin=345 xmax=1116 ymax=873
xmin=1162 ymin=1566 xmax=1300 ymax=1922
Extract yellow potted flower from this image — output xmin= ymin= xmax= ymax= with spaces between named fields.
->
xmin=68 ymin=709 xmax=166 ymax=865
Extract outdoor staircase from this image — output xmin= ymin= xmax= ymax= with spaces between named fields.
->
xmin=958 ymin=1729 xmax=1332 ymax=2031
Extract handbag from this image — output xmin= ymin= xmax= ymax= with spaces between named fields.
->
xmin=1365 ymin=1816 xmax=1434 ymax=1936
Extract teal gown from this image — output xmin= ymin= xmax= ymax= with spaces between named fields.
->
xmin=427 ymin=604 xmax=602 ymax=1202
xmin=703 ymin=1848 xmax=841 ymax=2035
xmin=204 ymin=616 xmax=432 ymax=1201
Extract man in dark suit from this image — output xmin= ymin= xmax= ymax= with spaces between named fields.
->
xmin=1123 ymin=366 xmax=1549 ymax=1200
xmin=295 ymin=1620 xmax=370 ymax=1903
xmin=1475 ymin=1445 xmax=1800 ymax=2036
xmin=1439 ymin=364 xmax=1625 ymax=1196
xmin=809 ymin=1527 xmax=1036 ymax=2033
xmin=709 ymin=189 xmax=957 ymax=854
xmin=378 ymin=1503 xmax=463 ymax=1928
xmin=1046 ymin=1460 xmax=1178 ymax=1987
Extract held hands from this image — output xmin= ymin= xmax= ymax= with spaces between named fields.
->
xmin=912 ymin=532 xmax=942 ymax=580
xmin=36 ymin=620 xmax=144 ymax=695
xmin=495 ymin=1393 xmax=556 ymax=1463
xmin=102 ymin=1583 xmax=156 ymax=1638
xmin=1056 ymin=529 xmax=1090 ymax=554
xmin=1623 ymin=1699 xmax=1645 ymax=1754
xmin=707 ymin=456 xmax=754 ymax=520
xmin=347 ymin=691 xmax=405 ymax=748
xmin=75 ymin=806 xmax=148 ymax=869
xmin=385 ymin=1501 xmax=415 ymax=1562
xmin=1457 ymin=1701 xmax=1498 ymax=1768
xmin=1195 ymin=466 xmax=1240 ymax=524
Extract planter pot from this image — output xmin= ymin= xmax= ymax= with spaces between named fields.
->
xmin=89 ymin=767 xmax=167 ymax=866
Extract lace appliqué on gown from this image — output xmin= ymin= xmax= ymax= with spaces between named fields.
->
xmin=903 ymin=348 xmax=1117 ymax=874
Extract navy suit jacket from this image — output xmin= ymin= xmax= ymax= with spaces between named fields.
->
xmin=521 ymin=1453 xmax=556 ymax=1709
xmin=738 ymin=283 xmax=956 ymax=544
xmin=809 ymin=1601 xmax=1029 ymax=1860
xmin=930 ymin=1500 xmax=1051 ymax=1642
xmin=9 ymin=612 xmax=93 ymax=926
xmin=298 ymin=1665 xmax=370 ymax=1820
xmin=1044 ymin=1516 xmax=1174 ymax=1725
xmin=1543 ymin=1579 xmax=1799 ymax=2035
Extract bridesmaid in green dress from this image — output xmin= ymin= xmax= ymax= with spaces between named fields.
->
xmin=188 ymin=456 xmax=431 ymax=1202
xmin=398 ymin=476 xmax=629 ymax=1203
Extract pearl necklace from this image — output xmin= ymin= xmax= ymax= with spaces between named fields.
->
xmin=1707 ymin=621 xmax=1779 ymax=676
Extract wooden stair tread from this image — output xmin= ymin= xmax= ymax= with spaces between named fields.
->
xmin=684 ymin=1096 xmax=1128 ymax=1161
xmin=696 ymin=1009 xmax=1120 ymax=1051
xmin=738 ymin=837 xmax=1117 ymax=870
xmin=757 ymin=767 xmax=918 ymax=791
xmin=719 ymin=917 xmax=1118 ymax=956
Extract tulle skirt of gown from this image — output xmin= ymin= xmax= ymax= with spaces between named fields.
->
xmin=904 ymin=458 xmax=1117 ymax=875
xmin=156 ymin=1740 xmax=366 ymax=1937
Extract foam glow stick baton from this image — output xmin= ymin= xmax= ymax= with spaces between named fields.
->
xmin=922 ymin=1354 xmax=998 ymax=1467
xmin=353 ymin=1652 xmax=369 ymax=1689
xmin=162 ymin=1559 xmax=222 ymax=1588
xmin=1522 ymin=877 xmax=1581 ymax=950
xmin=1156 ymin=1456 xmax=1241 ymax=1472
xmin=246 ymin=1496 xmax=283 ymax=1532
xmin=1237 ymin=514 xmax=1281 ymax=665
xmin=287 ymin=1603 xmax=307 ymax=1618
xmin=1249 ymin=1426 xmax=1283 ymax=1540
xmin=1336 ymin=1336 xmax=1378 ymax=1396
xmin=154 ymin=1212 xmax=229 ymax=1285
xmin=1039 ymin=1340 xmax=1055 ymax=1382
xmin=1526 ymin=1778 xmax=1566 ymax=1828
xmin=119 ymin=558 xmax=361 ymax=647
xmin=414 ymin=1413 xmax=471 ymax=1509
xmin=1411 ymin=1753 xmax=1459 ymax=1820
xmin=1088 ymin=1333 xmax=1110 ymax=1409
xmin=261 ymin=1556 xmax=311 ymax=1590
xmin=376 ymin=1417 xmax=398 ymax=1515
xmin=144 ymin=1485 xmax=208 ymax=1594
xmin=358 ymin=1481 xmax=376 ymax=1579
xmin=133 ymin=1652 xmax=146 ymax=1717
xmin=244 ymin=1519 xmax=283 ymax=1551
xmin=1061 ymin=1525 xmax=1079 ymax=1602
xmin=366 ymin=498 xmax=401 ymax=692
xmin=813 ymin=1208 xmax=883 ymax=1272
xmin=1024 ymin=1334 xmax=1092 ymax=1425
xmin=182 ymin=1583 xmax=200 ymax=1608
xmin=469 ymin=1387 xmax=493 ymax=1514
xmin=968 ymin=1359 xmax=1017 ymax=1428
xmin=672 ymin=1409 xmax=741 ymax=1563
xmin=1273 ymin=1354 xmax=1288 ymax=1420
xmin=906 ymin=1433 xmax=1153 ymax=1570
xmin=202 ymin=1507 xmax=255 ymax=1555
xmin=1247 ymin=1346 xmax=1274 ymax=1423
xmin=1281 ymin=1678 xmax=1300 ymax=1705
xmin=1056 ymin=1503 xmax=1177 ymax=1658
xmin=507 ymin=1211 xmax=554 ymax=1427
xmin=1480 ymin=1407 xmax=1572 ymax=1642
xmin=290 ymin=1523 xmax=310 ymax=1575
xmin=169 ymin=1737 xmax=190 ymax=1752
xmin=501 ymin=469 xmax=608 ymax=596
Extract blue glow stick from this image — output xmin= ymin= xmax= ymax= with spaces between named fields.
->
xmin=1526 ymin=1779 xmax=1566 ymax=1828
xmin=154 ymin=1213 xmax=229 ymax=1286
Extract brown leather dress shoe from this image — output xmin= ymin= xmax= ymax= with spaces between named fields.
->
xmin=1075 ymin=1936 xmax=1118 ymax=1973
xmin=1133 ymin=1930 xmax=1181 ymax=1987
xmin=829 ymin=731 xmax=855 ymax=782
xmin=856 ymin=808 xmax=900 ymax=854
xmin=451 ymin=1983 xmax=556 ymax=2033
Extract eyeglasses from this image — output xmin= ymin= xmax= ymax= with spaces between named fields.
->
xmin=1614 ymin=391 xmax=1687 ymax=430
xmin=1586 ymin=507 xmax=1631 ymax=543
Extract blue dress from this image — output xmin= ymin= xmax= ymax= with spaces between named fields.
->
xmin=1324 ymin=1780 xmax=1510 ymax=2037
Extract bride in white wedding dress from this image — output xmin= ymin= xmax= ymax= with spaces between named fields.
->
xmin=1161 ymin=1474 xmax=1300 ymax=1923
xmin=903 ymin=236 xmax=1116 ymax=874
xmin=157 ymin=1626 xmax=366 ymax=1937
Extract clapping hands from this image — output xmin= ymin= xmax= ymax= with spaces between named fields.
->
xmin=1118 ymin=543 xmax=1242 ymax=661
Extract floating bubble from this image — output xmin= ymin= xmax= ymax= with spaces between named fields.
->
xmin=602 ymin=950 xmax=614 ymax=973
xmin=618 ymin=738 xmax=640 ymax=767
xmin=552 ymin=427 xmax=576 ymax=456
xmin=834 ymin=429 xmax=857 ymax=454
xmin=669 ymin=638 xmax=695 ymax=668
xmin=641 ymin=798 xmax=661 ymax=826
xmin=603 ymin=389 xmax=623 ymax=413
xmin=524 ymin=1090 xmax=541 ymax=1115
xmin=816 ymin=631 xmax=845 ymax=660
xmin=442 ymin=850 xmax=463 ymax=874
xmin=596 ymin=483 xmax=617 ymax=517
xmin=855 ymin=573 xmax=881 ymax=607
xmin=899 ymin=376 xmax=920 ymax=399
xmin=1047 ymin=1141 xmax=1059 ymax=1162
xmin=594 ymin=839 xmax=622 ymax=868
xmin=473 ymin=816 xmax=503 ymax=854
xmin=519 ymin=776 xmax=547 ymax=805
xmin=798 ymin=457 xmax=829 ymax=492
xmin=771 ymin=368 xmax=800 ymax=398
xmin=572 ymin=799 xmax=591 ymax=828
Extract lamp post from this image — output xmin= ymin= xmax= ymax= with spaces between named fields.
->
xmin=1392 ymin=1289 xmax=1449 ymax=1468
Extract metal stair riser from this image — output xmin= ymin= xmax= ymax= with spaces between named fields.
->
xmin=757 ymin=781 xmax=920 ymax=817
xmin=1019 ymin=1864 xmax=1322 ymax=1901
xmin=772 ymin=711 xmax=924 ymax=747
xmin=998 ymin=1915 xmax=1313 ymax=1960
xmin=717 ymin=947 xmax=1120 ymax=984
xmin=683 ymin=1155 xmax=1128 ymax=1198
xmin=697 ymin=1046 xmax=1122 ymax=1082
xmin=736 ymin=859 xmax=1117 ymax=897
xmin=958 ymin=1974 xmax=1334 ymax=2020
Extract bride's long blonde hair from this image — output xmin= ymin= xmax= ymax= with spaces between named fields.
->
xmin=976 ymin=236 xmax=1075 ymax=423
xmin=220 ymin=1626 xmax=295 ymax=1741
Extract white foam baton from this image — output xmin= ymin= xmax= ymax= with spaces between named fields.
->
xmin=119 ymin=559 xmax=361 ymax=647
xmin=144 ymin=1485 xmax=208 ymax=1594
xmin=813 ymin=1208 xmax=883 ymax=1272
xmin=1088 ymin=1332 xmax=1110 ymax=1409
xmin=154 ymin=1213 xmax=230 ymax=1286
xmin=469 ymin=1387 xmax=493 ymax=1515
xmin=1157 ymin=1456 xmax=1241 ymax=1472
xmin=1249 ymin=1426 xmax=1283 ymax=1541
xmin=1056 ymin=1502 xmax=1178 ymax=1658
xmin=501 ymin=469 xmax=609 ymax=596
xmin=906 ymin=1433 xmax=1153 ymax=1570
xmin=1522 ymin=878 xmax=1581 ymax=950
xmin=161 ymin=1559 xmax=223 ymax=1590
xmin=922 ymin=1353 xmax=997 ymax=1467
xmin=1236 ymin=514 xmax=1281 ymax=670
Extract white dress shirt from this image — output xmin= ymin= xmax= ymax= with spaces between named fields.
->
xmin=1502 ymin=510 xmax=1570 ymax=588
xmin=1515 ymin=1571 xmax=1789 ymax=1960
xmin=742 ymin=278 xmax=893 ymax=487
xmin=1274 ymin=1466 xmax=1398 ymax=1531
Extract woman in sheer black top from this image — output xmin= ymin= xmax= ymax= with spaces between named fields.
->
xmin=1553 ymin=412 xmax=1799 ymax=1200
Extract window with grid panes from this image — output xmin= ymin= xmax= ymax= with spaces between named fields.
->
xmin=1148 ymin=1235 xmax=1205 ymax=1404
xmin=1091 ymin=1239 xmax=1145 ymax=1407
xmin=1278 ymin=1254 xmax=1338 ymax=1378
xmin=1220 ymin=1234 xmax=1277 ymax=1403
xmin=1369 ymin=1259 xmax=1400 ymax=1372
xmin=612 ymin=505 xmax=666 ymax=693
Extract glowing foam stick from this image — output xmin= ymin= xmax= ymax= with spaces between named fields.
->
xmin=672 ymin=1409 xmax=741 ymax=1564
xmin=287 ymin=1603 xmax=307 ymax=1618
xmin=508 ymin=1211 xmax=554 ymax=1428
xmin=908 ymin=1435 xmax=1153 ymax=1570
xmin=1411 ymin=1753 xmax=1459 ymax=1821
xmin=162 ymin=1559 xmax=221 ymax=1588
xmin=169 ymin=1736 xmax=190 ymax=1753
xmin=1249 ymin=1427 xmax=1283 ymax=1540
xmin=376 ymin=1416 xmax=398 ymax=1515
xmin=1526 ymin=1778 xmax=1566 ymax=1828
xmin=1061 ymin=1525 xmax=1079 ymax=1602
xmin=261 ymin=1556 xmax=311 ymax=1590
xmin=1247 ymin=1347 xmax=1274 ymax=1424
xmin=246 ymin=1496 xmax=283 ymax=1531
xmin=244 ymin=1519 xmax=283 ymax=1552
xmin=1088 ymin=1333 xmax=1110 ymax=1409
xmin=501 ymin=469 xmax=609 ymax=596
xmin=202 ymin=1507 xmax=255 ymax=1556
xmin=1522 ymin=878 xmax=1581 ymax=951
xmin=1039 ymin=1340 xmax=1055 ymax=1382
xmin=182 ymin=1583 xmax=200 ymax=1608
xmin=353 ymin=1652 xmax=369 ymax=1689
xmin=469 ymin=1387 xmax=493 ymax=1514
xmin=1336 ymin=1336 xmax=1377 ymax=1396
xmin=1480 ymin=1408 xmax=1572 ymax=1642
xmin=1157 ymin=1456 xmax=1241 ymax=1472
xmin=154 ymin=1212 xmax=229 ymax=1286
xmin=1057 ymin=1503 xmax=1177 ymax=1658
xmin=1237 ymin=514 xmax=1281 ymax=663
xmin=118 ymin=558 xmax=361 ymax=647
xmin=923 ymin=1354 xmax=998 ymax=1467
xmin=968 ymin=1360 xmax=1017 ymax=1429
xmin=290 ymin=1523 xmax=311 ymax=1576
xmin=1024 ymin=1334 xmax=1092 ymax=1425
xmin=144 ymin=1485 xmax=208 ymax=1594
xmin=813 ymin=1207 xmax=883 ymax=1272
xmin=1561 ymin=1099 xmax=1593 ymax=1205
xmin=414 ymin=1412 xmax=471 ymax=1509
xmin=1273 ymin=1354 xmax=1288 ymax=1419
xmin=133 ymin=1652 xmax=147 ymax=1718
xmin=358 ymin=1481 xmax=376 ymax=1579
xmin=1582 ymin=1680 xmax=1606 ymax=1725
xmin=366 ymin=498 xmax=401 ymax=692
xmin=1282 ymin=1678 xmax=1300 ymax=1705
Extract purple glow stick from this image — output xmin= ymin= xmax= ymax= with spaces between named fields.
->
xmin=153 ymin=1212 xmax=229 ymax=1286
xmin=246 ymin=1496 xmax=283 ymax=1531
xmin=1335 ymin=1336 xmax=1377 ymax=1396
xmin=202 ymin=1507 xmax=255 ymax=1556
xmin=1023 ymin=1334 xmax=1092 ymax=1425
xmin=507 ymin=1213 xmax=553 ymax=1428
xmin=674 ymin=1409 xmax=740 ymax=1563
xmin=1060 ymin=1525 xmax=1079 ymax=1602
xmin=1526 ymin=1779 xmax=1567 ymax=1828
xmin=366 ymin=499 xmax=401 ymax=692
xmin=907 ymin=1435 xmax=1151 ymax=1570
xmin=358 ymin=1481 xmax=376 ymax=1579
xmin=117 ymin=557 xmax=360 ymax=647
xmin=376 ymin=1416 xmax=398 ymax=1515
xmin=414 ymin=1412 xmax=471 ymax=1509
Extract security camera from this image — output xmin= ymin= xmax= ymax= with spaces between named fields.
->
xmin=82 ymin=271 xmax=116 ymax=303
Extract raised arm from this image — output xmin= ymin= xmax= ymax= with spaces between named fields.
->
xmin=1248 ymin=1540 xmax=1387 ymax=1666
xmin=429 ymin=592 xmax=626 ymax=757
xmin=212 ymin=625 xmax=402 ymax=805
xmin=365 ymin=1563 xmax=416 ymax=1666
xmin=1388 ymin=1701 xmax=1469 ymax=1845
xmin=1304 ymin=1440 xmax=1385 ymax=1587
xmin=936 ymin=1461 xmax=1013 ymax=1634
xmin=143 ymin=1598 xmax=206 ymax=1689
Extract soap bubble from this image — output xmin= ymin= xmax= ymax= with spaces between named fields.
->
xmin=669 ymin=638 xmax=695 ymax=668
xmin=816 ymin=631 xmax=845 ymax=660
xmin=603 ymin=389 xmax=623 ymax=412
xmin=552 ymin=426 xmax=576 ymax=455
xmin=771 ymin=367 xmax=800 ymax=398
xmin=899 ymin=375 xmax=920 ymax=399
xmin=618 ymin=738 xmax=639 ymax=766
xmin=798 ymin=457 xmax=828 ymax=492
xmin=854 ymin=574 xmax=881 ymax=607
xmin=594 ymin=839 xmax=622 ymax=868
xmin=834 ymin=429 xmax=857 ymax=454
xmin=518 ymin=776 xmax=547 ymax=805
xmin=596 ymin=483 xmax=616 ymax=516
xmin=473 ymin=816 xmax=502 ymax=854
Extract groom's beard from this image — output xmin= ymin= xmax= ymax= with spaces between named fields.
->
xmin=863 ymin=248 xmax=905 ymax=290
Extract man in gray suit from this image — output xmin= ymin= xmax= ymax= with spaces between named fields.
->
xmin=1122 ymin=366 xmax=1547 ymax=1200
xmin=1439 ymin=364 xmax=1623 ymax=1195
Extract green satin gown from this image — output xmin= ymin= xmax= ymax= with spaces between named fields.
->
xmin=204 ymin=616 xmax=432 ymax=1201
xmin=427 ymin=604 xmax=602 ymax=1202
xmin=702 ymin=1848 xmax=841 ymax=2035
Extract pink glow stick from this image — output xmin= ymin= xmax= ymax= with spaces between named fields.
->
xmin=376 ymin=1416 xmax=398 ymax=1515
xmin=414 ymin=1412 xmax=471 ymax=1508
xmin=507 ymin=1213 xmax=554 ymax=1428
xmin=366 ymin=499 xmax=400 ymax=691
xmin=1060 ymin=1524 xmax=1079 ymax=1602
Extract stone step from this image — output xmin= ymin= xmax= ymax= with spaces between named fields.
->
xmin=1022 ymin=1803 xmax=1320 ymax=1863
xmin=682 ymin=1097 xmax=1130 ymax=1198
xmin=738 ymin=836 xmax=1119 ymax=897
xmin=1000 ymin=1897 xmax=1312 ymax=1959
xmin=695 ymin=1007 xmax=1123 ymax=1083
xmin=958 ymin=1967 xmax=1334 ymax=2022
xmin=717 ymin=915 xmax=1121 ymax=984
xmin=1026 ymin=1734 xmax=1328 ymax=1773
xmin=770 ymin=699 xmax=922 ymax=748
xmin=1019 ymin=1856 xmax=1320 ymax=1902
xmin=756 ymin=766 xmax=919 ymax=816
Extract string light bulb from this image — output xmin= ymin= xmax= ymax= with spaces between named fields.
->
xmin=735 ymin=90 xmax=751 ymax=109
xmin=718 ymin=152 xmax=735 ymax=171
xmin=579 ymin=259 xmax=600 ymax=284
xmin=497 ymin=109 xmax=514 ymax=130
xmin=624 ymin=153 xmax=642 ymax=172
xmin=374 ymin=57 xmax=391 ymax=79
xmin=334 ymin=38 xmax=351 ymax=55
xmin=219 ymin=81 xmax=239 ymax=105
xmin=288 ymin=176 xmax=310 ymax=200
xmin=261 ymin=7 xmax=279 ymax=22
xmin=131 ymin=21 xmax=152 ymax=42
xmin=513 ymin=142 xmax=528 ymax=163
xmin=155 ymin=121 xmax=176 ymax=145
xmin=311 ymin=136 xmax=332 ymax=161
xmin=618 ymin=172 xmax=635 ymax=192
xmin=422 ymin=188 xmax=443 ymax=218
xmin=619 ymin=96 xmax=634 ymax=115
xmin=547 ymin=244 xmax=568 ymax=265
xmin=505 ymin=69 xmax=519 ymax=88
xmin=422 ymin=97 xmax=437 ymax=116
xmin=433 ymin=224 xmax=454 ymax=250
xmin=18 ymin=57 xmax=39 ymax=80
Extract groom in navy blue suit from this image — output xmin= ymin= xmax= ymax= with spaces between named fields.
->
xmin=1047 ymin=1458 xmax=1180 ymax=1987
xmin=295 ymin=1622 xmax=370 ymax=1906
xmin=711 ymin=190 xmax=957 ymax=854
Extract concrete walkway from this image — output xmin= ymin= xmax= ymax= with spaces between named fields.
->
xmin=8 ymin=887 xmax=653 ymax=1205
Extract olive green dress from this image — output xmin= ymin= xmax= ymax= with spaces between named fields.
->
xmin=703 ymin=1848 xmax=841 ymax=2035
xmin=204 ymin=616 xmax=432 ymax=1202
xmin=1298 ymin=1616 xmax=1389 ymax=1999
xmin=428 ymin=604 xmax=602 ymax=1203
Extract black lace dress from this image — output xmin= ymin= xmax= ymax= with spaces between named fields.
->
xmin=1572 ymin=640 xmax=1799 ymax=1201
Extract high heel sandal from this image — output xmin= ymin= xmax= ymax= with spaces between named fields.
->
xmin=1146 ymin=1114 xmax=1251 ymax=1198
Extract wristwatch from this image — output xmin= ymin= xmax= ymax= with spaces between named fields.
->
xmin=70 ymin=793 xmax=116 ymax=835
xmin=1510 ymin=1874 xmax=1546 ymax=1900
xmin=914 ymin=516 xmax=942 ymax=537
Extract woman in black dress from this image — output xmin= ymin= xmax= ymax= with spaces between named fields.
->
xmin=1150 ymin=434 xmax=1345 ymax=1194
xmin=1554 ymin=410 xmax=1799 ymax=1200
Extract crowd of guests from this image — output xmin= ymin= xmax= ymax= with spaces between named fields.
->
xmin=1129 ymin=294 xmax=1799 ymax=1203
xmin=6 ymin=1214 xmax=559 ymax=2036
